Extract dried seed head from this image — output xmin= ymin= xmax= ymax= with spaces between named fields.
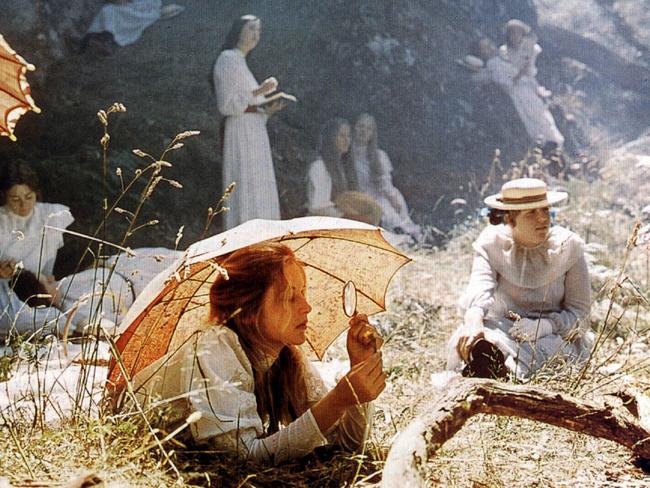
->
xmin=144 ymin=176 xmax=163 ymax=199
xmin=157 ymin=160 xmax=172 ymax=167
xmin=176 ymin=130 xmax=201 ymax=140
xmin=97 ymin=110 xmax=108 ymax=125
xmin=108 ymin=102 xmax=126 ymax=113
xmin=115 ymin=167 xmax=122 ymax=176
xmin=169 ymin=143 xmax=184 ymax=151
xmin=132 ymin=149 xmax=147 ymax=158
xmin=627 ymin=221 xmax=641 ymax=248
xmin=167 ymin=179 xmax=183 ymax=189
xmin=100 ymin=134 xmax=110 ymax=149
xmin=175 ymin=225 xmax=184 ymax=248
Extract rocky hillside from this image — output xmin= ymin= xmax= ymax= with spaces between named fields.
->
xmin=0 ymin=0 xmax=648 ymax=273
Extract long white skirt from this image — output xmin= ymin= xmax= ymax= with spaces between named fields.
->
xmin=222 ymin=113 xmax=281 ymax=229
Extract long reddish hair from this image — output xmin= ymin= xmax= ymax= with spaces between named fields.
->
xmin=209 ymin=242 xmax=309 ymax=433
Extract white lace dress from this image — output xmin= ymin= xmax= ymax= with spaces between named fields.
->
xmin=447 ymin=225 xmax=592 ymax=378
xmin=129 ymin=326 xmax=373 ymax=464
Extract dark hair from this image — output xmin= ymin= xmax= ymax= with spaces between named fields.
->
xmin=487 ymin=208 xmax=506 ymax=225
xmin=319 ymin=118 xmax=358 ymax=197
xmin=221 ymin=15 xmax=259 ymax=52
xmin=488 ymin=208 xmax=520 ymax=226
xmin=10 ymin=269 xmax=51 ymax=308
xmin=210 ymin=15 xmax=260 ymax=95
xmin=209 ymin=242 xmax=308 ymax=434
xmin=0 ymin=161 xmax=41 ymax=206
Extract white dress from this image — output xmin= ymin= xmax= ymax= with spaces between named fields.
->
xmin=447 ymin=225 xmax=593 ymax=378
xmin=213 ymin=49 xmax=281 ymax=229
xmin=474 ymin=53 xmax=564 ymax=148
xmin=0 ymin=202 xmax=74 ymax=277
xmin=87 ymin=0 xmax=162 ymax=47
xmin=128 ymin=326 xmax=373 ymax=464
xmin=306 ymin=159 xmax=343 ymax=217
xmin=1 ymin=201 xmax=72 ymax=336
xmin=0 ymin=248 xmax=181 ymax=336
xmin=351 ymin=147 xmax=421 ymax=237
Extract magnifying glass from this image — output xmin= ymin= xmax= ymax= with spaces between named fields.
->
xmin=342 ymin=280 xmax=357 ymax=317
xmin=342 ymin=281 xmax=379 ymax=351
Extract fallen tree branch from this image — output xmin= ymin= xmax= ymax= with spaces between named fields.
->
xmin=382 ymin=376 xmax=650 ymax=487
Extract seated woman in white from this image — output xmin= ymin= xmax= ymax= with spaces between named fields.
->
xmin=473 ymin=38 xmax=564 ymax=152
xmin=351 ymin=113 xmax=422 ymax=241
xmin=87 ymin=0 xmax=162 ymax=47
xmin=446 ymin=178 xmax=592 ymax=379
xmin=0 ymin=161 xmax=74 ymax=280
xmin=124 ymin=242 xmax=386 ymax=464
xmin=1 ymin=248 xmax=181 ymax=337
xmin=498 ymin=20 xmax=564 ymax=150
xmin=307 ymin=118 xmax=382 ymax=226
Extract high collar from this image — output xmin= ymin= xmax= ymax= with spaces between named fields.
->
xmin=475 ymin=224 xmax=581 ymax=288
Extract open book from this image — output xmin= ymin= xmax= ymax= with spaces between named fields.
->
xmin=258 ymin=91 xmax=298 ymax=107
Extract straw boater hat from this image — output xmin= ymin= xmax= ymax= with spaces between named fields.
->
xmin=484 ymin=178 xmax=567 ymax=210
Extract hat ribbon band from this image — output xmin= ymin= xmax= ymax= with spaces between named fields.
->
xmin=497 ymin=194 xmax=548 ymax=204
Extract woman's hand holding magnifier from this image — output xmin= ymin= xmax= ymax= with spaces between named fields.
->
xmin=343 ymin=281 xmax=383 ymax=365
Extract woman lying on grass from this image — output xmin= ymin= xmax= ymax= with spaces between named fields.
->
xmin=126 ymin=242 xmax=386 ymax=464
xmin=1 ymin=248 xmax=180 ymax=338
xmin=446 ymin=178 xmax=593 ymax=379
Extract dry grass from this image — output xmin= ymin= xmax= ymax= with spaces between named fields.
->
xmin=2 ymin=122 xmax=650 ymax=487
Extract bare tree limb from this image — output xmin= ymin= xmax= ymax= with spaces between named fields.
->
xmin=382 ymin=376 xmax=650 ymax=488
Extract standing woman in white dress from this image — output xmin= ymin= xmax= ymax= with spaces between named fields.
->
xmin=213 ymin=15 xmax=284 ymax=229
xmin=350 ymin=113 xmax=422 ymax=240
xmin=0 ymin=162 xmax=74 ymax=281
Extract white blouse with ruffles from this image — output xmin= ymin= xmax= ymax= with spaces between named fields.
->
xmin=129 ymin=326 xmax=372 ymax=464
xmin=459 ymin=224 xmax=591 ymax=340
xmin=448 ymin=224 xmax=592 ymax=376
xmin=0 ymin=202 xmax=74 ymax=277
